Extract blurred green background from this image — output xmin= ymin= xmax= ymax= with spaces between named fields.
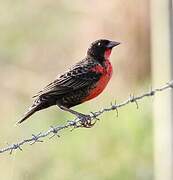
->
xmin=0 ymin=0 xmax=153 ymax=180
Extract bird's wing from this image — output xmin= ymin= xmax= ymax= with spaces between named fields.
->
xmin=33 ymin=62 xmax=102 ymax=98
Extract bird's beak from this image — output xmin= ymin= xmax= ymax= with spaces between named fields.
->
xmin=107 ymin=41 xmax=121 ymax=48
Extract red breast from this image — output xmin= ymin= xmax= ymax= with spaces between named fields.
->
xmin=82 ymin=49 xmax=113 ymax=102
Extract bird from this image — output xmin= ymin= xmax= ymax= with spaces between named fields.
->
xmin=18 ymin=39 xmax=120 ymax=127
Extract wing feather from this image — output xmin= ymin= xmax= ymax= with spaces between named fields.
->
xmin=33 ymin=61 xmax=102 ymax=98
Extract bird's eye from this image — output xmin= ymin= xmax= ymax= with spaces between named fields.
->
xmin=97 ymin=42 xmax=101 ymax=46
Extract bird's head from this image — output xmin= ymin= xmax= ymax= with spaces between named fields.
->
xmin=87 ymin=39 xmax=120 ymax=63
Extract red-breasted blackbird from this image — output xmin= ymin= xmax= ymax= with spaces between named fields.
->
xmin=18 ymin=39 xmax=120 ymax=127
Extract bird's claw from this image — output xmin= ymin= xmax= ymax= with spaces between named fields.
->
xmin=78 ymin=114 xmax=95 ymax=128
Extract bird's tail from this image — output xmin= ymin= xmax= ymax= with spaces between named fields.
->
xmin=17 ymin=97 xmax=46 ymax=124
xmin=17 ymin=96 xmax=54 ymax=124
xmin=17 ymin=105 xmax=39 ymax=124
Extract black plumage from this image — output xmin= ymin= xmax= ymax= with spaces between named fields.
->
xmin=18 ymin=39 xmax=120 ymax=124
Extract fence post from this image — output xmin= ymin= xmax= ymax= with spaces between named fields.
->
xmin=151 ymin=0 xmax=173 ymax=180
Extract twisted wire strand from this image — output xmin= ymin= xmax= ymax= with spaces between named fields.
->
xmin=0 ymin=80 xmax=172 ymax=154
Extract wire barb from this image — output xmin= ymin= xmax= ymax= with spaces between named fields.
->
xmin=90 ymin=112 xmax=100 ymax=121
xmin=30 ymin=133 xmax=43 ymax=145
xmin=9 ymin=143 xmax=22 ymax=154
xmin=49 ymin=126 xmax=60 ymax=139
xmin=0 ymin=80 xmax=172 ymax=154
xmin=129 ymin=94 xmax=139 ymax=109
xmin=149 ymin=87 xmax=155 ymax=96
xmin=110 ymin=100 xmax=119 ymax=117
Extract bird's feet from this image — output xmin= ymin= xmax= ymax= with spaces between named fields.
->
xmin=77 ymin=114 xmax=96 ymax=128
xmin=58 ymin=105 xmax=96 ymax=128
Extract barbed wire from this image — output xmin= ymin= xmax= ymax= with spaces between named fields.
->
xmin=0 ymin=80 xmax=173 ymax=154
